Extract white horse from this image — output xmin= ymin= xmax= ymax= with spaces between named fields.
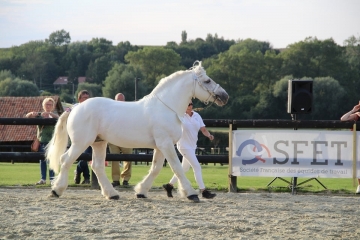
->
xmin=46 ymin=61 xmax=229 ymax=202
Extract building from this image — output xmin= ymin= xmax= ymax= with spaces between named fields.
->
xmin=0 ymin=96 xmax=64 ymax=152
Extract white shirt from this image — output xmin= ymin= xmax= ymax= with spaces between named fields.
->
xmin=177 ymin=111 xmax=205 ymax=150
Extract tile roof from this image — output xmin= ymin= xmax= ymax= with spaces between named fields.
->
xmin=78 ymin=77 xmax=86 ymax=83
xmin=0 ymin=96 xmax=63 ymax=142
xmin=53 ymin=76 xmax=88 ymax=85
xmin=53 ymin=76 xmax=69 ymax=85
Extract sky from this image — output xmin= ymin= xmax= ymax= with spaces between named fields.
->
xmin=0 ymin=0 xmax=359 ymax=49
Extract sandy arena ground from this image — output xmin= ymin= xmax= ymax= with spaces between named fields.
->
xmin=0 ymin=187 xmax=359 ymax=239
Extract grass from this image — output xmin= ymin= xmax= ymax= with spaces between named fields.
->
xmin=0 ymin=162 xmax=356 ymax=194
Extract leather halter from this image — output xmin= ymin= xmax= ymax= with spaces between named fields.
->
xmin=191 ymin=65 xmax=219 ymax=105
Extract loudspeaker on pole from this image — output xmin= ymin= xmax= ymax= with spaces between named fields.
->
xmin=287 ymin=79 xmax=313 ymax=114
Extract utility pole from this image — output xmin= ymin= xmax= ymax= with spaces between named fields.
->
xmin=135 ymin=77 xmax=140 ymax=101
xmin=73 ymin=78 xmax=76 ymax=103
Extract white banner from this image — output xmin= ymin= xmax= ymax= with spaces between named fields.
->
xmin=231 ymin=130 xmax=360 ymax=178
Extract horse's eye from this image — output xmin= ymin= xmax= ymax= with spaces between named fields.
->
xmin=204 ymin=79 xmax=211 ymax=84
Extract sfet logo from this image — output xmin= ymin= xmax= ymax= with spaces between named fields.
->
xmin=236 ymin=139 xmax=271 ymax=165
xmin=236 ymin=138 xmax=347 ymax=166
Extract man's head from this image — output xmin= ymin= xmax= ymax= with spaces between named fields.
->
xmin=115 ymin=93 xmax=125 ymax=102
xmin=78 ymin=90 xmax=90 ymax=103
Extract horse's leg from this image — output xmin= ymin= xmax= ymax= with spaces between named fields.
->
xmin=50 ymin=144 xmax=85 ymax=197
xmin=160 ymin=146 xmax=199 ymax=201
xmin=90 ymin=141 xmax=119 ymax=200
xmin=134 ymin=149 xmax=165 ymax=198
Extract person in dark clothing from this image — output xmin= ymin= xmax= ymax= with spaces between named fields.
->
xmin=71 ymin=90 xmax=91 ymax=184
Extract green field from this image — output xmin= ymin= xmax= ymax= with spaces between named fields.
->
xmin=0 ymin=162 xmax=357 ymax=194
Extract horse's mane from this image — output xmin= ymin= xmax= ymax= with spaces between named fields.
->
xmin=151 ymin=61 xmax=206 ymax=94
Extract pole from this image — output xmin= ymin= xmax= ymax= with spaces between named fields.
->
xmin=228 ymin=123 xmax=237 ymax=192
xmin=73 ymin=78 xmax=75 ymax=103
xmin=291 ymin=113 xmax=297 ymax=195
xmin=353 ymin=123 xmax=357 ymax=187
xmin=135 ymin=77 xmax=138 ymax=101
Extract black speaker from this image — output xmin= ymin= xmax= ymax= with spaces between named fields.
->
xmin=287 ymin=79 xmax=313 ymax=114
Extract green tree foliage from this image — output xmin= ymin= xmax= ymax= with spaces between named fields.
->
xmin=76 ymin=82 xmax=102 ymax=100
xmin=311 ymin=76 xmax=346 ymax=120
xmin=8 ymin=41 xmax=59 ymax=90
xmin=167 ymin=33 xmax=235 ymax=68
xmin=102 ymin=63 xmax=145 ymax=100
xmin=280 ymin=37 xmax=345 ymax=80
xmin=342 ymin=35 xmax=360 ymax=107
xmin=114 ymin=41 xmax=140 ymax=63
xmin=40 ymin=90 xmax=53 ymax=96
xmin=63 ymin=41 xmax=93 ymax=78
xmin=206 ymin=33 xmax=235 ymax=53
xmin=0 ymin=29 xmax=359 ymax=121
xmin=181 ymin=30 xmax=187 ymax=43
xmin=0 ymin=70 xmax=14 ymax=81
xmin=271 ymin=76 xmax=346 ymax=120
xmin=46 ymin=29 xmax=71 ymax=46
xmin=125 ymin=47 xmax=182 ymax=88
xmin=165 ymin=43 xmax=198 ymax=68
xmin=59 ymin=89 xmax=74 ymax=103
xmin=86 ymin=56 xmax=114 ymax=85
xmin=203 ymin=46 xmax=276 ymax=119
xmin=0 ymin=78 xmax=39 ymax=96
xmin=88 ymin=38 xmax=114 ymax=58
xmin=229 ymin=38 xmax=273 ymax=54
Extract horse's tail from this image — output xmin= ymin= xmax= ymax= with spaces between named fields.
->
xmin=46 ymin=111 xmax=70 ymax=174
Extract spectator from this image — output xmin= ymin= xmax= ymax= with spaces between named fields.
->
xmin=109 ymin=93 xmax=133 ymax=187
xmin=340 ymin=101 xmax=360 ymax=194
xmin=25 ymin=97 xmax=59 ymax=185
xmin=72 ymin=90 xmax=91 ymax=184
xmin=162 ymin=101 xmax=216 ymax=199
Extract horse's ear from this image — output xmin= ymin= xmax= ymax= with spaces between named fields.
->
xmin=193 ymin=60 xmax=201 ymax=68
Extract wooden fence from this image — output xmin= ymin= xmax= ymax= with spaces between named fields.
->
xmin=0 ymin=118 xmax=356 ymax=191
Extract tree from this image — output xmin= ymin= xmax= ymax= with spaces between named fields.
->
xmin=46 ymin=29 xmax=71 ymax=46
xmin=85 ymin=56 xmax=114 ymax=85
xmin=59 ymin=89 xmax=73 ymax=103
xmin=0 ymin=70 xmax=14 ymax=81
xmin=280 ymin=37 xmax=345 ymax=79
xmin=88 ymin=38 xmax=114 ymax=58
xmin=166 ymin=44 xmax=198 ymax=68
xmin=0 ymin=78 xmax=39 ymax=96
xmin=229 ymin=38 xmax=272 ymax=54
xmin=181 ymin=30 xmax=187 ymax=43
xmin=62 ymin=41 xmax=93 ymax=78
xmin=311 ymin=76 xmax=346 ymax=120
xmin=343 ymin=35 xmax=360 ymax=106
xmin=76 ymin=82 xmax=102 ymax=99
xmin=271 ymin=75 xmax=346 ymax=120
xmin=114 ymin=41 xmax=139 ymax=63
xmin=125 ymin=47 xmax=182 ymax=88
xmin=102 ymin=63 xmax=145 ymax=100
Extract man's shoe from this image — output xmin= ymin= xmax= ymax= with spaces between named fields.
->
xmin=35 ymin=179 xmax=46 ymax=185
xmin=202 ymin=189 xmax=216 ymax=199
xmin=122 ymin=180 xmax=129 ymax=186
xmin=162 ymin=183 xmax=174 ymax=198
xmin=81 ymin=178 xmax=90 ymax=184
xmin=74 ymin=170 xmax=80 ymax=184
xmin=356 ymin=185 xmax=360 ymax=194
xmin=112 ymin=181 xmax=120 ymax=187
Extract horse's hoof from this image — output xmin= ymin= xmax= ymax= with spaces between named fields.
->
xmin=187 ymin=194 xmax=200 ymax=203
xmin=136 ymin=194 xmax=147 ymax=198
xmin=49 ymin=190 xmax=60 ymax=198
xmin=109 ymin=195 xmax=120 ymax=200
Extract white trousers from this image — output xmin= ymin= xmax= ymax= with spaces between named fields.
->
xmin=169 ymin=148 xmax=205 ymax=190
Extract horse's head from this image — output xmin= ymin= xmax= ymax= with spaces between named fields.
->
xmin=191 ymin=61 xmax=229 ymax=106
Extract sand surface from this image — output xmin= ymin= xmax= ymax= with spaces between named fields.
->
xmin=0 ymin=187 xmax=359 ymax=239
